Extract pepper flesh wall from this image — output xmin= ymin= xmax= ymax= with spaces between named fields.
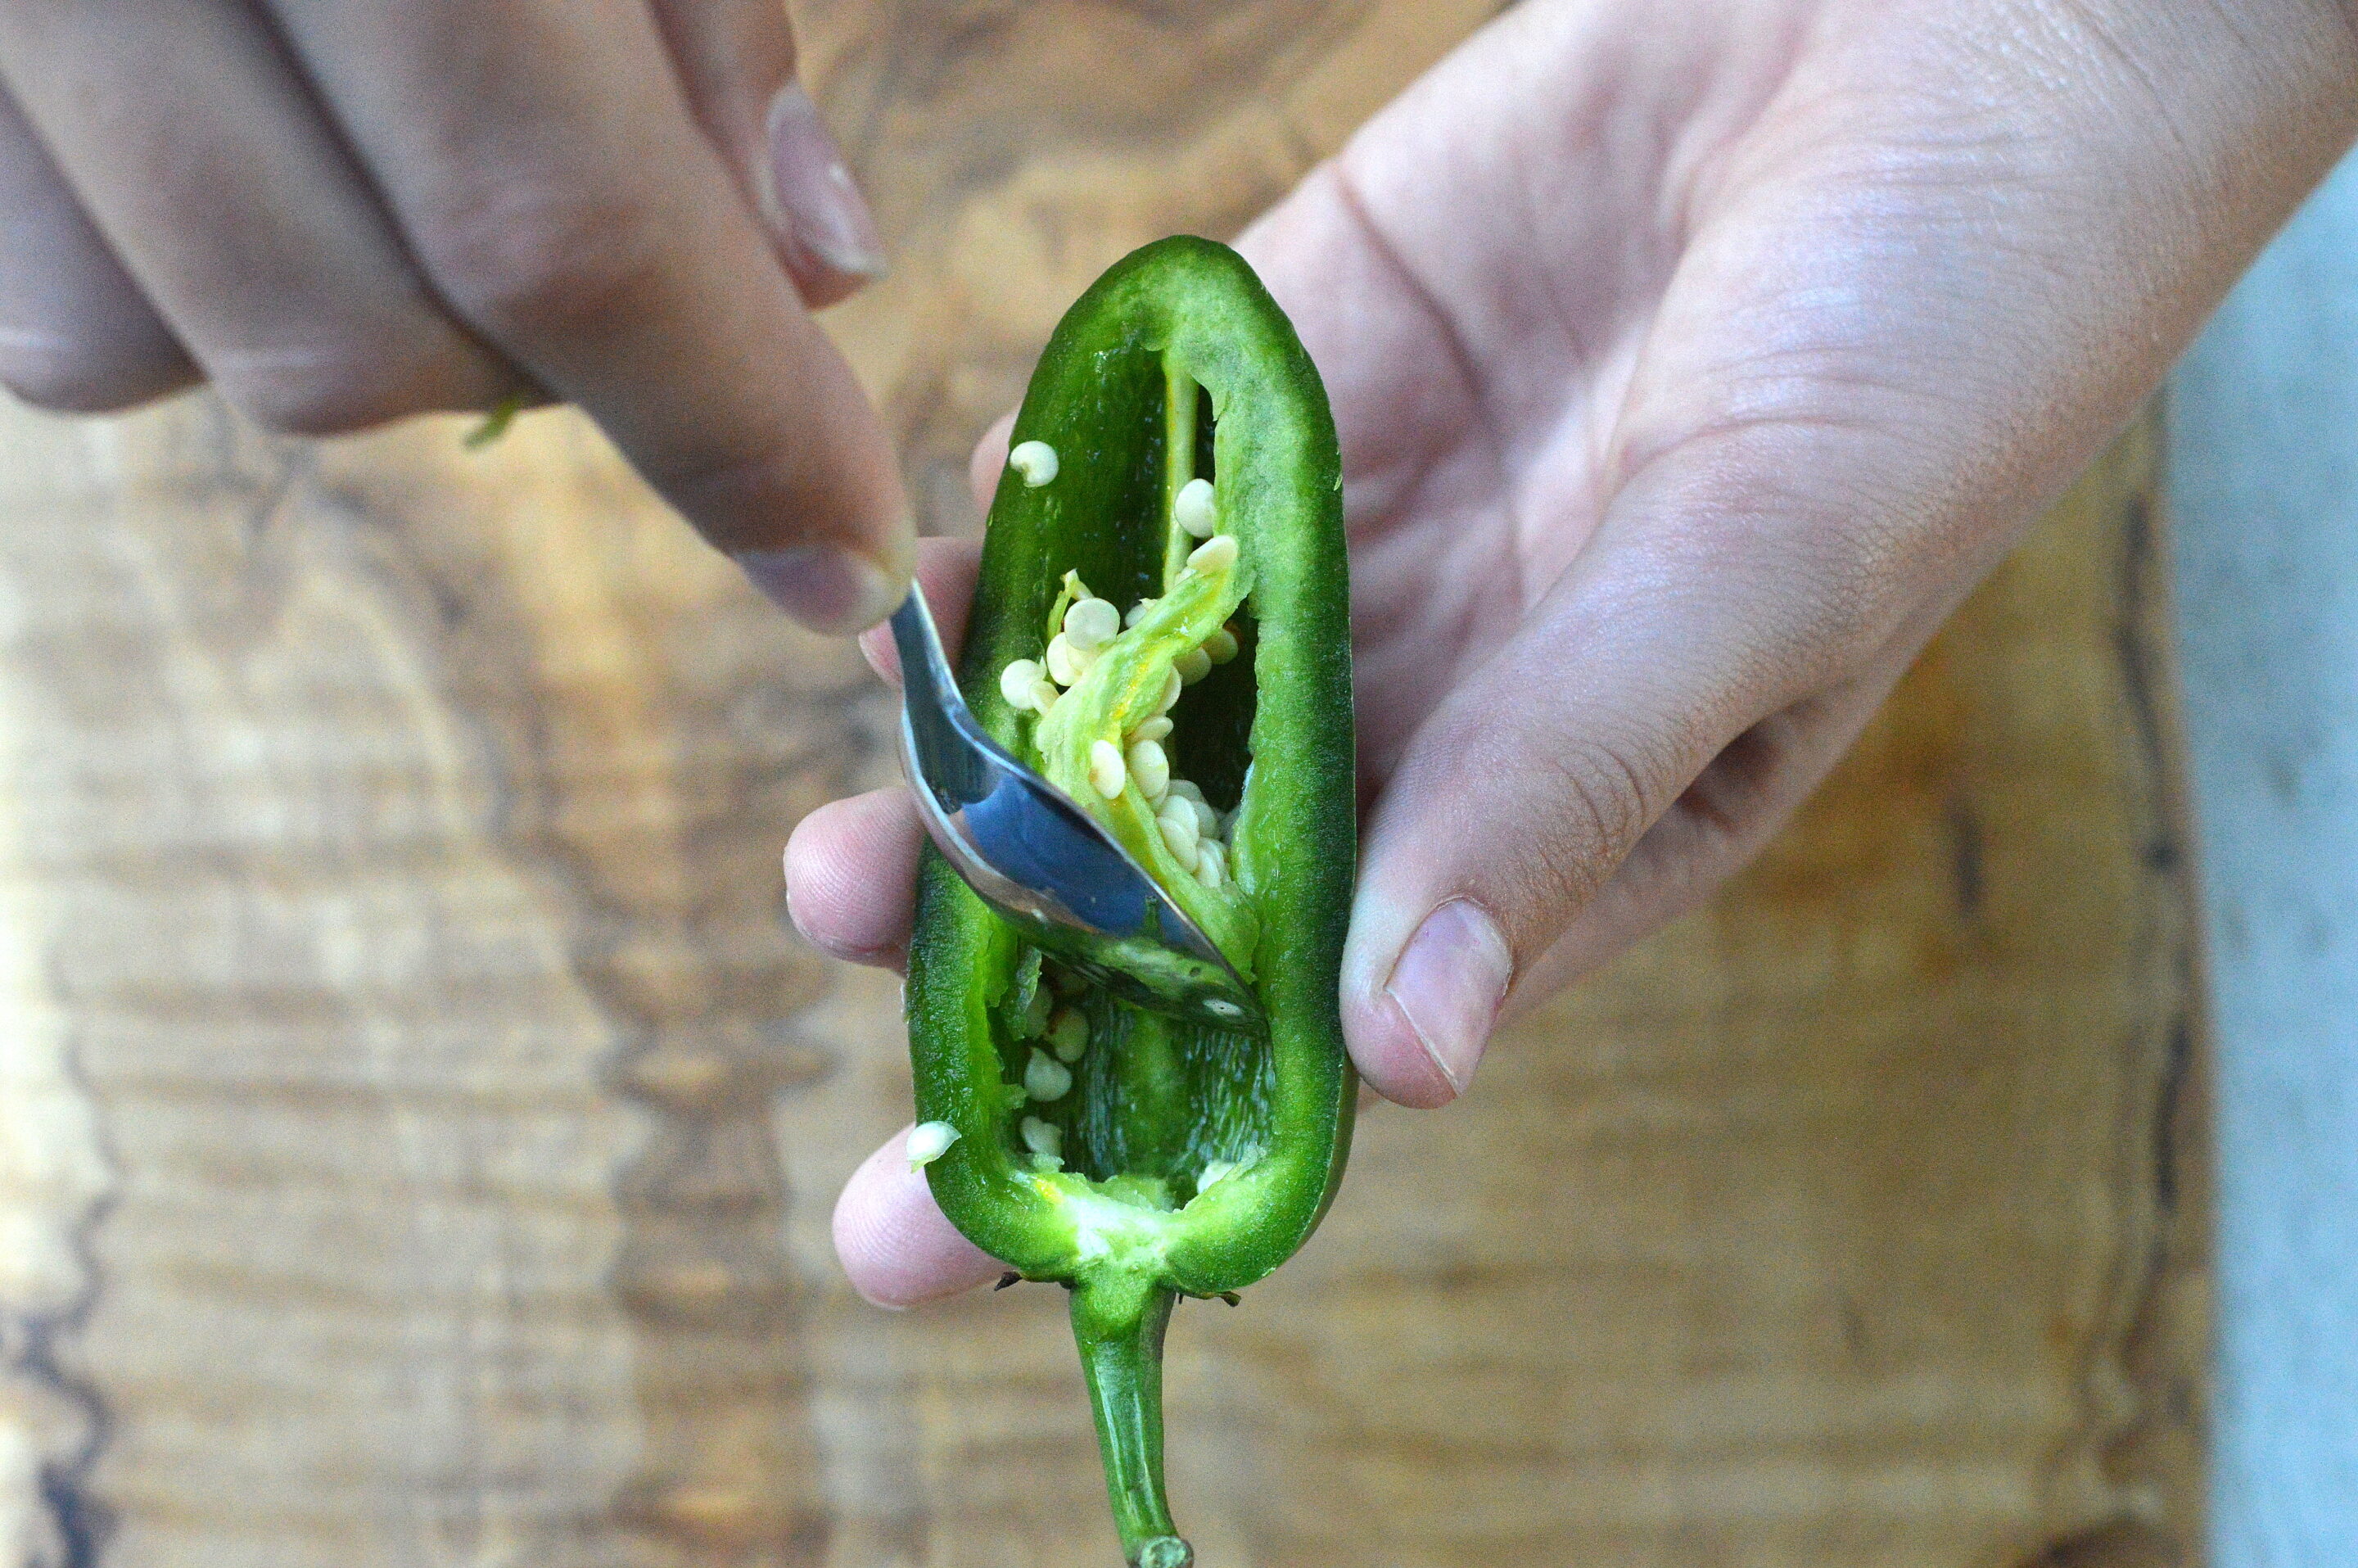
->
xmin=902 ymin=236 xmax=1354 ymax=1568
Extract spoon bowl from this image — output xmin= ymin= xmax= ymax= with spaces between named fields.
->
xmin=888 ymin=585 xmax=1263 ymax=1032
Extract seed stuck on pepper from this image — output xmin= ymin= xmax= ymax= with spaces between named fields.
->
xmin=1025 ymin=1049 xmax=1073 ymax=1103
xmin=1046 ymin=1006 xmax=1090 ymax=1062
xmin=1127 ymin=738 xmax=1171 ymax=799
xmin=1065 ymin=596 xmax=1122 ymax=648
xmin=1008 ymin=439 xmax=1060 ymax=486
xmin=1173 ymin=477 xmax=1217 ymax=538
xmin=1019 ymin=1115 xmax=1064 ymax=1168
xmin=1087 ymin=740 xmax=1127 ymax=798
xmin=902 ymin=236 xmax=1353 ymax=1568
xmin=906 ymin=1120 xmax=961 ymax=1171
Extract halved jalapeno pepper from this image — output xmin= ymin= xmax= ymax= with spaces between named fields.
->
xmin=905 ymin=235 xmax=1354 ymax=1568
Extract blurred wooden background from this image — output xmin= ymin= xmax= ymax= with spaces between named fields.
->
xmin=0 ymin=3 xmax=2205 ymax=1566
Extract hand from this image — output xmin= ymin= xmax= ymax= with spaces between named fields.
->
xmin=793 ymin=0 xmax=2358 ymax=1302
xmin=0 ymin=0 xmax=913 ymax=633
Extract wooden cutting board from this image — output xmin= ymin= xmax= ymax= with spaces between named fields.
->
xmin=0 ymin=3 xmax=2204 ymax=1565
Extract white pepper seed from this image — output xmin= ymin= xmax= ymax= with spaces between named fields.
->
xmin=1028 ymin=677 xmax=1062 ymax=717
xmin=1168 ymin=779 xmax=1205 ymax=804
xmin=1009 ymin=440 xmax=1059 ymax=486
xmin=1126 ymin=715 xmax=1173 ymax=743
xmin=1159 ymin=814 xmax=1200 ymax=872
xmin=906 ymin=1121 xmax=962 ymax=1171
xmin=1064 ymin=597 xmax=1120 ymax=650
xmin=1196 ymin=840 xmax=1226 ymax=888
xmin=1001 ymin=658 xmax=1045 ymax=708
xmin=1046 ymin=632 xmax=1098 ymax=686
xmin=1157 ymin=802 xmax=1199 ymax=850
xmin=1025 ymin=1049 xmax=1073 ymax=1103
xmin=1174 ymin=477 xmax=1217 ymax=539
xmin=1020 ymin=1115 xmax=1062 ymax=1160
xmin=1187 ymin=533 xmax=1240 ymax=573
xmin=1175 ymin=646 xmax=1212 ymax=685
xmin=1153 ymin=667 xmax=1183 ymax=716
xmin=1188 ymin=798 xmax=1220 ymax=838
xmin=1204 ymin=626 xmax=1239 ymax=664
xmin=1127 ymin=739 xmax=1170 ymax=799
xmin=1046 ymin=1006 xmax=1089 ymax=1061
xmin=1088 ymin=740 xmax=1127 ymax=798
xmin=1125 ymin=598 xmax=1159 ymax=630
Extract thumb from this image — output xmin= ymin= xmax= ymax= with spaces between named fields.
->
xmin=1339 ymin=432 xmax=1942 ymax=1109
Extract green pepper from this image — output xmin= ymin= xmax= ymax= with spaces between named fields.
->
xmin=903 ymin=236 xmax=1355 ymax=1567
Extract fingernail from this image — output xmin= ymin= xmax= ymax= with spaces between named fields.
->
xmin=737 ymin=545 xmax=907 ymax=635
xmin=763 ymin=84 xmax=888 ymax=280
xmin=1382 ymin=899 xmax=1512 ymax=1098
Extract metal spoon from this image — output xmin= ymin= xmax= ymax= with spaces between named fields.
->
xmin=888 ymin=585 xmax=1263 ymax=1031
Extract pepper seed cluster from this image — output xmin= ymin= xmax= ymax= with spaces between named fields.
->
xmin=996 ymin=547 xmax=1244 ymax=890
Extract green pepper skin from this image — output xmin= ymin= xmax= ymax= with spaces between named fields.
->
xmin=904 ymin=236 xmax=1354 ymax=1566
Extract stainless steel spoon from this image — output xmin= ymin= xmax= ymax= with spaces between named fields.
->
xmin=888 ymin=585 xmax=1263 ymax=1031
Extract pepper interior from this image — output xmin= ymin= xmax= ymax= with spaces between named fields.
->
xmin=997 ymin=370 xmax=1277 ymax=1209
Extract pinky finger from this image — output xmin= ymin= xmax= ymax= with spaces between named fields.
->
xmin=0 ymin=85 xmax=194 ymax=412
xmin=832 ymin=1127 xmax=1005 ymax=1307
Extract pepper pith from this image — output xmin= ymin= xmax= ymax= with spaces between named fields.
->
xmin=903 ymin=236 xmax=1355 ymax=1566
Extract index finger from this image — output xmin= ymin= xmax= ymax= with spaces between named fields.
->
xmin=269 ymin=0 xmax=913 ymax=632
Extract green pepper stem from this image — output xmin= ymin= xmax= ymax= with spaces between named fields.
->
xmin=1071 ymin=1274 xmax=1192 ymax=1568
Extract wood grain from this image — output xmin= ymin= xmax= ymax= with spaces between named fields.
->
xmin=0 ymin=3 xmax=2203 ymax=1566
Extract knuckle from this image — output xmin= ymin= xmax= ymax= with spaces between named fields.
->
xmin=1441 ymin=716 xmax=1666 ymax=915
xmin=410 ymin=180 xmax=665 ymax=341
xmin=1493 ymin=734 xmax=1658 ymax=924
xmin=1547 ymin=734 xmax=1660 ymax=870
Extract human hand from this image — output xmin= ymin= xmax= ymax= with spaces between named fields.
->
xmin=795 ymin=0 xmax=2358 ymax=1301
xmin=0 ymin=0 xmax=912 ymax=633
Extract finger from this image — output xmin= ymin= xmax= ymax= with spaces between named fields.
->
xmin=264 ymin=0 xmax=914 ymax=633
xmin=0 ymin=2 xmax=523 ymax=433
xmin=969 ymin=412 xmax=1014 ymax=516
xmin=0 ymin=84 xmax=196 ymax=413
xmin=856 ymin=535 xmax=983 ymax=687
xmin=784 ymin=787 xmax=924 ymax=972
xmin=647 ymin=0 xmax=888 ymax=306
xmin=1336 ymin=432 xmax=1939 ymax=1109
xmin=832 ymin=1127 xmax=1005 ymax=1308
